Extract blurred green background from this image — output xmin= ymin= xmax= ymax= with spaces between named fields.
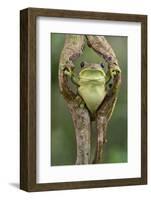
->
xmin=51 ymin=33 xmax=127 ymax=166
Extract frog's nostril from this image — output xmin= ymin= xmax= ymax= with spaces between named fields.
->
xmin=80 ymin=61 xmax=85 ymax=68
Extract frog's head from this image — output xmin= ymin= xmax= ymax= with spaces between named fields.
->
xmin=79 ymin=62 xmax=106 ymax=83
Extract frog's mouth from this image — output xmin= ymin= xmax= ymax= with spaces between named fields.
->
xmin=80 ymin=77 xmax=105 ymax=81
xmin=79 ymin=68 xmax=106 ymax=81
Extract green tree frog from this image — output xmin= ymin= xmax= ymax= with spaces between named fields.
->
xmin=64 ymin=62 xmax=113 ymax=113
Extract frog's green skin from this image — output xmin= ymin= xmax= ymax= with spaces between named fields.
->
xmin=64 ymin=62 xmax=111 ymax=113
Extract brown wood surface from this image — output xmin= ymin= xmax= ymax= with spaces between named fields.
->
xmin=20 ymin=7 xmax=147 ymax=192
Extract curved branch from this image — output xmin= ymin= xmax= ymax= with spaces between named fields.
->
xmin=69 ymin=103 xmax=91 ymax=164
xmin=58 ymin=34 xmax=121 ymax=164
xmin=86 ymin=35 xmax=119 ymax=69
xmin=58 ymin=35 xmax=91 ymax=164
xmin=86 ymin=35 xmax=122 ymax=163
xmin=94 ymin=74 xmax=121 ymax=163
xmin=58 ymin=35 xmax=85 ymax=102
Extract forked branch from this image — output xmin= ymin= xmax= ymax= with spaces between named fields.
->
xmin=58 ymin=34 xmax=121 ymax=164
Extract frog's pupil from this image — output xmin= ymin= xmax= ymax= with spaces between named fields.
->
xmin=100 ymin=63 xmax=104 ymax=68
xmin=80 ymin=61 xmax=85 ymax=68
xmin=109 ymin=83 xmax=112 ymax=88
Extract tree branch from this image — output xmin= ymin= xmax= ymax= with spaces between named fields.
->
xmin=86 ymin=35 xmax=121 ymax=163
xmin=58 ymin=35 xmax=85 ymax=102
xmin=58 ymin=34 xmax=121 ymax=165
xmin=69 ymin=102 xmax=91 ymax=164
xmin=86 ymin=35 xmax=119 ymax=69
xmin=58 ymin=35 xmax=91 ymax=164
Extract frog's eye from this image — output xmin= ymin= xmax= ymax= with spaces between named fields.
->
xmin=80 ymin=61 xmax=85 ymax=68
xmin=100 ymin=63 xmax=104 ymax=68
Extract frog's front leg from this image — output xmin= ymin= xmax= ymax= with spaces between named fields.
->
xmin=64 ymin=67 xmax=80 ymax=86
xmin=105 ymin=64 xmax=121 ymax=83
xmin=64 ymin=68 xmax=86 ymax=109
xmin=109 ymin=65 xmax=121 ymax=79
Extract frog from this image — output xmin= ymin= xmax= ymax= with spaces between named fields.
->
xmin=64 ymin=61 xmax=117 ymax=113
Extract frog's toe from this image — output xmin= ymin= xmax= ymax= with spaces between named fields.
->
xmin=110 ymin=66 xmax=121 ymax=78
xmin=64 ymin=68 xmax=72 ymax=77
xmin=80 ymin=103 xmax=85 ymax=109
xmin=64 ymin=70 xmax=70 ymax=75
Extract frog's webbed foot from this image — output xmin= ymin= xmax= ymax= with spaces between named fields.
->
xmin=110 ymin=65 xmax=121 ymax=79
xmin=64 ymin=65 xmax=80 ymax=86
xmin=64 ymin=66 xmax=73 ymax=78
xmin=61 ymin=60 xmax=74 ymax=76
xmin=105 ymin=64 xmax=121 ymax=95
